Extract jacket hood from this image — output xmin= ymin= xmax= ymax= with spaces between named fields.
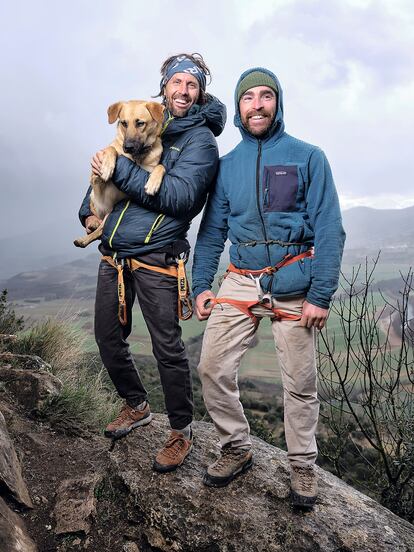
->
xmin=234 ymin=67 xmax=284 ymax=142
xmin=164 ymin=93 xmax=226 ymax=137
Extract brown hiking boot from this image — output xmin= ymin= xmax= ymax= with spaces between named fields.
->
xmin=104 ymin=402 xmax=152 ymax=440
xmin=290 ymin=465 xmax=318 ymax=509
xmin=153 ymin=430 xmax=193 ymax=473
xmin=203 ymin=446 xmax=253 ymax=487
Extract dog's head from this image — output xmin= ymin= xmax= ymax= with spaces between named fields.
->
xmin=107 ymin=100 xmax=165 ymax=159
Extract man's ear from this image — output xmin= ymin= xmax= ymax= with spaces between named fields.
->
xmin=107 ymin=102 xmax=124 ymax=124
xmin=145 ymin=102 xmax=165 ymax=124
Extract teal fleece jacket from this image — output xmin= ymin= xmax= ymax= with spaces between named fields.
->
xmin=192 ymin=68 xmax=345 ymax=309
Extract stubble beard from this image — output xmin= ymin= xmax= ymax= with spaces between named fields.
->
xmin=166 ymin=94 xmax=192 ymax=118
xmin=243 ymin=109 xmax=275 ymax=137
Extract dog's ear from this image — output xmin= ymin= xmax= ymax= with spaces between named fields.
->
xmin=107 ymin=102 xmax=123 ymax=124
xmin=145 ymin=102 xmax=165 ymax=124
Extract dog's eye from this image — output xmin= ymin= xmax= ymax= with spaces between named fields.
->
xmin=121 ymin=121 xmax=128 ymax=128
xmin=135 ymin=120 xmax=145 ymax=128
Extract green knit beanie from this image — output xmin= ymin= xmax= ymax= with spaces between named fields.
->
xmin=237 ymin=71 xmax=278 ymax=102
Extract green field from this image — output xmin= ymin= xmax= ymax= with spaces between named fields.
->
xmin=15 ymin=297 xmax=207 ymax=353
xmin=12 ymin=255 xmax=412 ymax=385
xmin=14 ymin=295 xmax=282 ymax=381
xmin=13 ymin=292 xmax=398 ymax=387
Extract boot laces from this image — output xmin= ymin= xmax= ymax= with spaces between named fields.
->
xmin=161 ymin=434 xmax=187 ymax=460
xmin=214 ymin=447 xmax=246 ymax=470
xmin=112 ymin=404 xmax=132 ymax=425
xmin=111 ymin=403 xmax=142 ymax=427
xmin=294 ymin=466 xmax=314 ymax=492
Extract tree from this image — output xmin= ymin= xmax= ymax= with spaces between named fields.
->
xmin=318 ymin=256 xmax=414 ymax=522
xmin=0 ymin=289 xmax=24 ymax=338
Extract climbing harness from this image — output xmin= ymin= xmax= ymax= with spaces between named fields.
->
xmin=207 ymin=296 xmax=302 ymax=327
xmin=102 ymin=255 xmax=193 ymax=325
xmin=208 ymin=250 xmax=313 ymax=326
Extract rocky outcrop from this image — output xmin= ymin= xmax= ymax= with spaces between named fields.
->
xmin=109 ymin=415 xmax=414 ymax=552
xmin=0 ymin=353 xmax=51 ymax=371
xmin=54 ymin=473 xmax=102 ymax=535
xmin=0 ymin=411 xmax=33 ymax=508
xmin=0 ymin=496 xmax=37 ymax=552
xmin=1 ymin=347 xmax=413 ymax=552
xmin=0 ymin=354 xmax=62 ymax=412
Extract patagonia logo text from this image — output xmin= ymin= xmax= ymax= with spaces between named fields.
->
xmin=170 ymin=146 xmax=181 ymax=152
xmin=275 ymin=171 xmax=287 ymax=176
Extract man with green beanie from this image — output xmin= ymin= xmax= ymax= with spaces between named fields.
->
xmin=192 ymin=68 xmax=345 ymax=508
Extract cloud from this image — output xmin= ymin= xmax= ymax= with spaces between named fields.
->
xmin=232 ymin=0 xmax=414 ymax=201
xmin=242 ymin=0 xmax=414 ymax=87
xmin=1 ymin=0 xmax=413 ymax=242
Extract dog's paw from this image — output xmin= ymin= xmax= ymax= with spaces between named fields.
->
xmin=100 ymin=157 xmax=116 ymax=182
xmin=144 ymin=181 xmax=160 ymax=196
xmin=145 ymin=165 xmax=164 ymax=196
xmin=74 ymin=238 xmax=87 ymax=248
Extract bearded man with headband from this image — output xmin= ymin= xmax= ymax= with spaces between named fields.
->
xmin=79 ymin=53 xmax=226 ymax=472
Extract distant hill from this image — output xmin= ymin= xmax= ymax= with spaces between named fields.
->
xmin=342 ymin=205 xmax=414 ymax=250
xmin=2 ymin=205 xmax=414 ymax=292
xmin=0 ymin=217 xmax=100 ymax=280
xmin=2 ymin=254 xmax=99 ymax=301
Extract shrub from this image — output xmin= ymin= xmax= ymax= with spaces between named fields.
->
xmin=11 ymin=316 xmax=121 ymax=433
xmin=0 ymin=289 xmax=24 ymax=336
xmin=12 ymin=318 xmax=84 ymax=374
xmin=318 ymin=258 xmax=414 ymax=522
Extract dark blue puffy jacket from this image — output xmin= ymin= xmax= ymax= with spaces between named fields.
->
xmin=79 ymin=94 xmax=226 ymax=258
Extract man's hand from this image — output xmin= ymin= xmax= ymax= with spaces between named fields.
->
xmin=91 ymin=150 xmax=105 ymax=176
xmin=85 ymin=215 xmax=102 ymax=234
xmin=300 ymin=300 xmax=329 ymax=329
xmin=195 ymin=290 xmax=216 ymax=321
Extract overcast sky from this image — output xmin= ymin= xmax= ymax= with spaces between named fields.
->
xmin=1 ymin=0 xmax=413 ymax=240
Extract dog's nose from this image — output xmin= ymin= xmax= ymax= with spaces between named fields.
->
xmin=123 ymin=141 xmax=136 ymax=154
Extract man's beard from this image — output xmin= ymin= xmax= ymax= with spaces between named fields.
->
xmin=243 ymin=109 xmax=275 ymax=137
xmin=166 ymin=93 xmax=193 ymax=118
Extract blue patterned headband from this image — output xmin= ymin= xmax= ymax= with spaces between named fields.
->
xmin=161 ymin=56 xmax=207 ymax=91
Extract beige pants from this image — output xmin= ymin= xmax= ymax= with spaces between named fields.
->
xmin=197 ymin=272 xmax=319 ymax=467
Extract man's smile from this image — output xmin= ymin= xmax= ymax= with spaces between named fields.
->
xmin=173 ymin=95 xmax=191 ymax=110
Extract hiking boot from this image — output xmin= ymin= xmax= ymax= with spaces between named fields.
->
xmin=104 ymin=402 xmax=152 ymax=440
xmin=290 ymin=465 xmax=318 ymax=508
xmin=153 ymin=430 xmax=193 ymax=473
xmin=203 ymin=447 xmax=253 ymax=487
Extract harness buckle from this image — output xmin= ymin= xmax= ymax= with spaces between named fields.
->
xmin=248 ymin=273 xmax=265 ymax=302
xmin=175 ymin=251 xmax=188 ymax=263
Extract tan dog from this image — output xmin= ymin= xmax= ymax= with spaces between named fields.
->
xmin=74 ymin=100 xmax=165 ymax=248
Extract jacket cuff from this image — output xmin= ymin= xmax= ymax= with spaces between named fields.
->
xmin=192 ymin=286 xmax=211 ymax=300
xmin=305 ymin=292 xmax=331 ymax=310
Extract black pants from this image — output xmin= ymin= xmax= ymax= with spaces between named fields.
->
xmin=94 ymin=252 xmax=193 ymax=430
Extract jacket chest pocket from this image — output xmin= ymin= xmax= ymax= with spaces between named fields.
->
xmin=263 ymin=165 xmax=298 ymax=212
xmin=162 ymin=147 xmax=181 ymax=171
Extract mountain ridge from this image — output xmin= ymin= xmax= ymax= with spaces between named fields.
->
xmin=1 ymin=205 xmax=413 ymax=284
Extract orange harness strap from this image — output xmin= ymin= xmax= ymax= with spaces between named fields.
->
xmin=209 ymin=250 xmax=312 ymax=326
xmin=102 ymin=256 xmax=193 ymax=325
xmin=227 ymin=249 xmax=313 ymax=277
xmin=127 ymin=258 xmax=178 ymax=277
xmin=129 ymin=258 xmax=193 ymax=322
xmin=209 ymin=297 xmax=301 ymax=327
